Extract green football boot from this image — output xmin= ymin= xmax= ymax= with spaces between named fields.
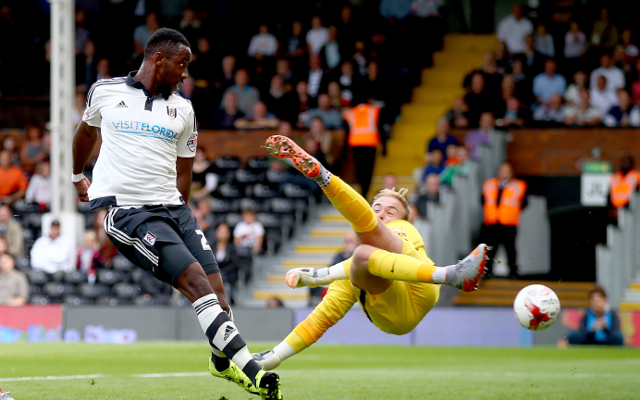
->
xmin=208 ymin=357 xmax=259 ymax=395
xmin=255 ymin=369 xmax=283 ymax=400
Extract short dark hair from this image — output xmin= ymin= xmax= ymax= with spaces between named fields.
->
xmin=589 ymin=286 xmax=607 ymax=299
xmin=144 ymin=28 xmax=190 ymax=59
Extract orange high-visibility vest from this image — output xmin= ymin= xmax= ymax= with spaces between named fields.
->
xmin=482 ymin=178 xmax=527 ymax=226
xmin=344 ymin=104 xmax=380 ymax=147
xmin=609 ymin=170 xmax=640 ymax=208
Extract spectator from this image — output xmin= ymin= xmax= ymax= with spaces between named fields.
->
xmin=327 ymin=81 xmax=345 ymax=109
xmin=521 ymin=34 xmax=546 ymax=77
xmin=494 ymin=42 xmax=510 ymax=74
xmin=264 ymin=75 xmax=294 ymax=120
xmin=177 ymin=8 xmax=202 ymax=48
xmin=292 ymin=81 xmax=312 ymax=127
xmin=532 ymin=93 xmax=566 ymax=127
xmin=344 ymin=101 xmax=381 ymax=197
xmin=0 ymin=150 xmax=28 ymax=206
xmin=211 ymin=222 xmax=239 ymax=305
xmin=189 ymin=38 xmax=216 ymax=88
xmin=306 ymin=15 xmax=329 ymax=56
xmin=303 ymin=117 xmax=338 ymax=167
xmin=382 ymin=174 xmax=397 ymax=190
xmin=307 ymin=55 xmax=325 ymax=100
xmin=191 ymin=147 xmax=218 ymax=202
xmin=304 ymin=94 xmax=344 ymax=129
xmin=276 ymin=58 xmax=296 ymax=90
xmin=337 ymin=61 xmax=360 ymax=107
xmin=319 ymin=26 xmax=345 ymax=73
xmin=564 ymin=70 xmax=589 ymax=106
xmin=465 ymin=112 xmax=495 ymax=159
xmin=620 ymin=28 xmax=639 ymax=61
xmin=612 ymin=44 xmax=632 ymax=74
xmin=76 ymin=39 xmax=97 ymax=89
xmin=464 ymin=72 xmax=493 ymax=126
xmin=91 ymin=209 xmax=117 ymax=268
xmin=74 ymin=9 xmax=90 ymax=54
xmin=532 ymin=59 xmax=567 ymax=107
xmin=311 ymin=230 xmax=358 ymax=300
xmin=133 ymin=12 xmax=160 ymax=60
xmin=95 ymin=58 xmax=112 ymax=82
xmin=212 ymin=91 xmax=244 ymax=129
xmin=421 ymin=148 xmax=445 ymax=183
xmin=0 ymin=205 xmax=23 ymax=258
xmin=590 ymin=76 xmax=618 ymax=116
xmin=363 ymin=61 xmax=387 ymax=104
xmin=534 ymin=23 xmax=554 ymax=58
xmin=564 ymin=89 xmax=601 ymax=126
xmin=211 ymin=55 xmax=236 ymax=100
xmin=564 ymin=21 xmax=586 ymax=60
xmin=589 ymin=8 xmax=618 ymax=53
xmin=25 ymin=161 xmax=51 ymax=210
xmin=233 ymin=208 xmax=264 ymax=255
xmin=567 ymin=287 xmax=623 ymax=346
xmin=266 ymin=297 xmax=285 ymax=308
xmin=222 ymin=69 xmax=260 ymax=117
xmin=76 ymin=231 xmax=101 ymax=275
xmin=1 ymin=136 xmax=20 ymax=166
xmin=440 ymin=145 xmax=471 ymax=186
xmin=197 ymin=199 xmax=216 ymax=241
xmin=20 ymin=124 xmax=47 ymax=175
xmin=591 ymin=53 xmax=625 ymax=95
xmin=604 ymin=90 xmax=636 ymax=127
xmin=482 ymin=162 xmax=528 ymax=279
xmin=283 ymin=21 xmax=307 ymax=65
xmin=630 ymin=102 xmax=640 ymax=127
xmin=0 ymin=253 xmax=28 ymax=306
xmin=497 ymin=3 xmax=533 ymax=55
xmin=248 ymin=24 xmax=278 ymax=59
xmin=510 ymin=58 xmax=533 ymax=104
xmin=352 ymin=40 xmax=369 ymax=77
xmin=427 ymin=117 xmax=458 ymax=158
xmin=630 ymin=58 xmax=640 ymax=103
xmin=496 ymin=97 xmax=530 ymax=128
xmin=380 ymin=0 xmax=412 ymax=20
xmin=409 ymin=173 xmax=441 ymax=224
xmin=30 ymin=220 xmax=73 ymax=274
xmin=234 ymin=101 xmax=279 ymax=129
xmin=608 ymin=156 xmax=639 ymax=210
xmin=445 ymin=97 xmax=470 ymax=128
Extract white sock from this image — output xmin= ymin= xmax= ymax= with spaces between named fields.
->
xmin=432 ymin=267 xmax=446 ymax=284
xmin=273 ymin=341 xmax=297 ymax=361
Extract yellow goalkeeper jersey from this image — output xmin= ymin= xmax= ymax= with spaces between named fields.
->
xmin=285 ymin=220 xmax=440 ymax=352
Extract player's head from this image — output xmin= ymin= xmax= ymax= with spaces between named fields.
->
xmin=143 ymin=28 xmax=191 ymax=93
xmin=372 ymin=188 xmax=410 ymax=223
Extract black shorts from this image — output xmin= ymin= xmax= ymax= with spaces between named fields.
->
xmin=103 ymin=204 xmax=219 ymax=287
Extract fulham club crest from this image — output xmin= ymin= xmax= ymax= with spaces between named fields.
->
xmin=167 ymin=106 xmax=178 ymax=119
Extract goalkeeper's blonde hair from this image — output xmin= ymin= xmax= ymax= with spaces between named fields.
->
xmin=372 ymin=188 xmax=410 ymax=221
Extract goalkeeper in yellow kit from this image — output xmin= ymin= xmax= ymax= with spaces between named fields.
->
xmin=253 ymin=135 xmax=487 ymax=369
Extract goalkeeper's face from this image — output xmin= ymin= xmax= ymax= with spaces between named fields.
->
xmin=372 ymin=196 xmax=406 ymax=224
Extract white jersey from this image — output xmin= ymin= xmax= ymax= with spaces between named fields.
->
xmin=83 ymin=72 xmax=198 ymax=206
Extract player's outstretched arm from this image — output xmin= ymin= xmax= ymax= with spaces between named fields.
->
xmin=252 ymin=280 xmax=356 ymax=369
xmin=72 ymin=121 xmax=98 ymax=201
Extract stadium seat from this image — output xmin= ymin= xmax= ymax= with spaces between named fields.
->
xmin=29 ymin=284 xmax=41 ymax=295
xmin=64 ymin=295 xmax=87 ymax=306
xmin=97 ymin=296 xmax=127 ymax=306
xmin=251 ymin=183 xmax=278 ymax=198
xmin=213 ymin=156 xmax=241 ymax=182
xmin=27 ymin=270 xmax=50 ymax=285
xmin=282 ymin=183 xmax=310 ymax=198
xmin=79 ymin=283 xmax=107 ymax=299
xmin=113 ymin=283 xmax=139 ymax=299
xmin=43 ymin=282 xmax=76 ymax=298
xmin=265 ymin=228 xmax=283 ymax=255
xmin=29 ymin=294 xmax=50 ymax=305
xmin=239 ymin=198 xmax=262 ymax=212
xmin=27 ymin=213 xmax=43 ymax=228
xmin=247 ymin=156 xmax=270 ymax=171
xmin=234 ymin=168 xmax=260 ymax=184
xmin=256 ymin=213 xmax=281 ymax=229
xmin=15 ymin=257 xmax=30 ymax=271
xmin=51 ymin=271 xmax=66 ymax=282
xmin=64 ymin=271 xmax=88 ymax=284
xmin=112 ymin=255 xmax=134 ymax=272
xmin=130 ymin=268 xmax=145 ymax=283
xmin=12 ymin=199 xmax=41 ymax=213
xmin=22 ymin=229 xmax=33 ymax=240
xmin=97 ymin=269 xmax=122 ymax=286
xmin=217 ymin=183 xmax=241 ymax=198
xmin=168 ymin=296 xmax=191 ymax=307
xmin=225 ymin=213 xmax=242 ymax=228
xmin=265 ymin=198 xmax=294 ymax=214
xmin=210 ymin=198 xmax=232 ymax=213
xmin=265 ymin=169 xmax=286 ymax=183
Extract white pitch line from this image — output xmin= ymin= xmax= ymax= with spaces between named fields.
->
xmin=131 ymin=372 xmax=210 ymax=378
xmin=0 ymin=374 xmax=105 ymax=382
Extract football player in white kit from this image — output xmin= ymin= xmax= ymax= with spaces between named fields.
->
xmin=71 ymin=28 xmax=282 ymax=400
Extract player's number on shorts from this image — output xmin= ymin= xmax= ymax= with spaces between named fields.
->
xmin=195 ymin=230 xmax=212 ymax=251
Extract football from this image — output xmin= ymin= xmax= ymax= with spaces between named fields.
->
xmin=513 ymin=284 xmax=561 ymax=331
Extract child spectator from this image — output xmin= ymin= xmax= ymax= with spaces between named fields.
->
xmin=564 ymin=71 xmax=588 ymax=106
xmin=233 ymin=208 xmax=265 ymax=254
xmin=76 ymin=231 xmax=101 ymax=277
xmin=566 ymin=287 xmax=623 ymax=346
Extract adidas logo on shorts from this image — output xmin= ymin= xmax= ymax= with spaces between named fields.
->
xmin=223 ymin=325 xmax=237 ymax=341
xmin=116 ymin=101 xmax=128 ymax=108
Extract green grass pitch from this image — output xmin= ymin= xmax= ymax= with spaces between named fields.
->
xmin=1 ymin=342 xmax=639 ymax=399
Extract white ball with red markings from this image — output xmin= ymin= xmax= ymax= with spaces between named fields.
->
xmin=513 ymin=284 xmax=561 ymax=331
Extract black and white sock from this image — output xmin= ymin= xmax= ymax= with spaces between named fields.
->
xmin=193 ymin=294 xmax=262 ymax=385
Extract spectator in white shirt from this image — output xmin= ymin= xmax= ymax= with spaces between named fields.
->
xmin=534 ymin=23 xmax=554 ymax=58
xmin=590 ymin=75 xmax=618 ymax=116
xmin=564 ymin=70 xmax=588 ymax=106
xmin=233 ymin=209 xmax=264 ymax=254
xmin=564 ymin=89 xmax=601 ymax=127
xmin=248 ymin=24 xmax=278 ymax=58
xmin=30 ymin=220 xmax=73 ymax=274
xmin=25 ymin=161 xmax=51 ymax=209
xmin=564 ymin=21 xmax=586 ymax=59
xmin=306 ymin=16 xmax=329 ymax=55
xmin=590 ymin=53 xmax=625 ymax=95
xmin=307 ymin=54 xmax=324 ymax=99
xmin=497 ymin=4 xmax=533 ymax=54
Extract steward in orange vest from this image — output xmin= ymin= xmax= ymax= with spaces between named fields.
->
xmin=481 ymin=162 xmax=527 ymax=279
xmin=344 ymin=102 xmax=381 ymax=197
xmin=609 ymin=157 xmax=640 ymax=209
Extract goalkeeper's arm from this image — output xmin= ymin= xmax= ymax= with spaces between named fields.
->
xmin=253 ymin=280 xmax=356 ymax=369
